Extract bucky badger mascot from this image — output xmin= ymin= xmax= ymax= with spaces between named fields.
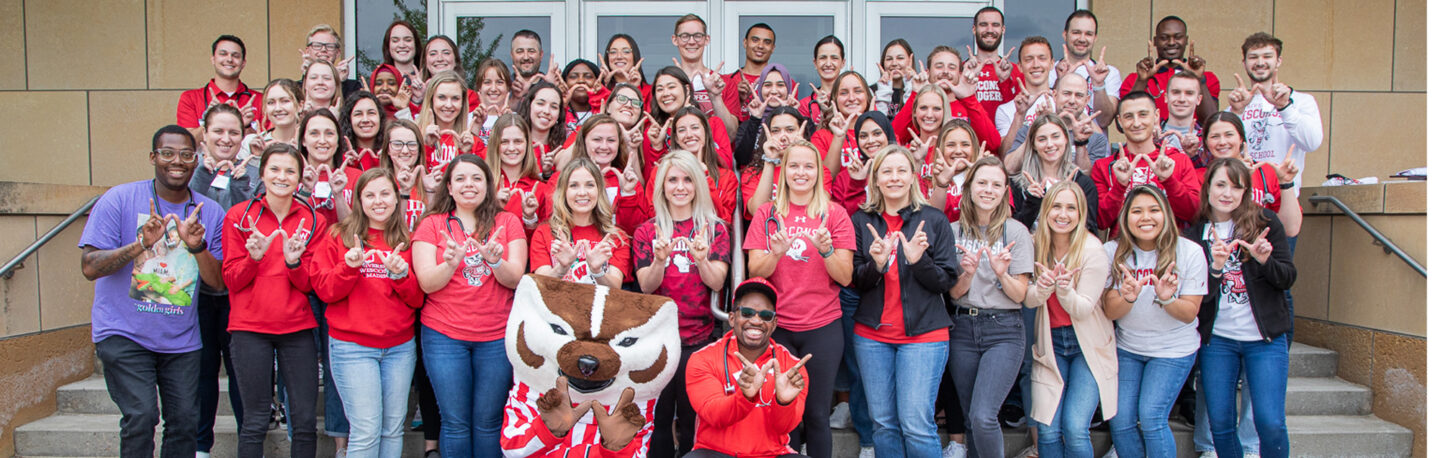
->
xmin=501 ymin=274 xmax=680 ymax=457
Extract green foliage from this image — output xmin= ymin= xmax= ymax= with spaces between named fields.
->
xmin=355 ymin=0 xmax=501 ymax=84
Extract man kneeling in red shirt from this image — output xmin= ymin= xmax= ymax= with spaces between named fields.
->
xmin=685 ymin=278 xmax=812 ymax=458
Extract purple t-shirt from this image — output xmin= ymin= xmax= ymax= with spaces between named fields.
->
xmin=79 ymin=180 xmax=225 ymax=353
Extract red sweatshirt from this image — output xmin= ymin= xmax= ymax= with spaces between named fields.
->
xmin=309 ymin=228 xmax=425 ymax=348
xmin=641 ymin=115 xmax=734 ymax=176
xmin=222 ymin=198 xmax=329 ymax=335
xmin=1091 ymin=144 xmax=1201 ymax=232
xmin=893 ymin=94 xmax=1003 ymax=157
xmin=687 ymin=332 xmax=808 ymax=458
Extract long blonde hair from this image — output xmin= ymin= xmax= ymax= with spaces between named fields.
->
xmin=650 ymin=151 xmax=718 ymax=240
xmin=484 ymin=113 xmax=541 ymax=182
xmin=1033 ymin=181 xmax=1090 ymax=272
xmin=859 ymin=144 xmax=927 ymax=214
xmin=418 ymin=71 xmax=470 ymax=135
xmin=549 ymin=159 xmax=620 ymax=243
xmin=1015 ymin=114 xmax=1081 ymax=194
xmin=773 ymin=140 xmax=831 ymax=220
xmin=1109 ymin=184 xmax=1180 ymax=287
xmin=955 ymin=155 xmax=1012 ymax=244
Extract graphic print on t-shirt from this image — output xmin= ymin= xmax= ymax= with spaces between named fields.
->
xmin=129 ymin=215 xmax=199 ymax=309
xmin=460 ymin=238 xmax=492 ymax=287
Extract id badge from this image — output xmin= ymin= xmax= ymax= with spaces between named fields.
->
xmin=210 ymin=173 xmax=231 ymax=190
xmin=314 ymin=181 xmax=332 ymax=199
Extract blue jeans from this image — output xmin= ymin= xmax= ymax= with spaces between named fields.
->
xmin=1110 ymin=348 xmax=1195 ymax=458
xmin=853 ymin=334 xmax=949 ymax=458
xmin=421 ymin=325 xmax=512 ymax=458
xmin=329 ymin=337 xmax=418 ymax=458
xmin=1035 ymin=327 xmax=1101 ymax=458
xmin=1194 ymin=375 xmax=1260 ymax=454
xmin=310 ymin=295 xmax=349 ymax=438
xmin=839 ymin=287 xmax=874 ymax=447
xmin=949 ymin=310 xmax=1026 ymax=458
xmin=1199 ymin=335 xmax=1289 ymax=458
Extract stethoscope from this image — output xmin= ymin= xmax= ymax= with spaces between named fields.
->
xmin=762 ymin=205 xmax=828 ymax=241
xmin=444 ymin=211 xmax=492 ymax=268
xmin=722 ymin=337 xmax=778 ymax=397
xmin=150 ymin=179 xmax=199 ymax=218
xmin=231 ymin=190 xmax=319 ymax=247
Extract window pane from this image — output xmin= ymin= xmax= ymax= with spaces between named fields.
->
xmin=355 ymin=0 xmax=424 ymax=79
xmin=1002 ymin=0 xmax=1074 ymax=60
xmin=738 ymin=16 xmax=833 ymax=96
xmin=880 ymin=16 xmax=967 ymax=69
xmin=457 ymin=16 xmax=551 ymax=81
xmin=597 ymin=16 xmax=682 ymax=82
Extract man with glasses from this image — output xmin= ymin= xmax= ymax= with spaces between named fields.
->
xmin=300 ymin=25 xmax=363 ymax=99
xmin=78 ymin=125 xmax=226 ymax=458
xmin=177 ymin=35 xmax=262 ymax=140
xmin=684 ymin=278 xmax=812 ymax=458
xmin=671 ymin=14 xmax=736 ymax=127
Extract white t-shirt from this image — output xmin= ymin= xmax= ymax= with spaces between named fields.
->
xmin=1203 ymin=221 xmax=1263 ymax=341
xmin=993 ymin=93 xmax=1054 ymax=137
xmin=1235 ymin=92 xmax=1323 ymax=190
xmin=1104 ymin=238 xmax=1207 ymax=358
xmin=1047 ymin=61 xmax=1121 ymax=117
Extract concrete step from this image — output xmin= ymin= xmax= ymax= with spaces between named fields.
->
xmin=14 ymin=414 xmax=424 ymax=458
xmin=1286 ymin=377 xmax=1371 ymax=416
xmin=1284 ymin=415 xmax=1413 ymax=457
xmin=1288 ymin=342 xmax=1339 ymax=378
xmin=56 ymin=377 xmax=326 ymax=416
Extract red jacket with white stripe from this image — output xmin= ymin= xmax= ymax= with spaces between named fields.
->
xmin=500 ymin=381 xmax=657 ymax=458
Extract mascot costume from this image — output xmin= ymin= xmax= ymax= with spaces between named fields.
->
xmin=501 ymin=274 xmax=680 ymax=457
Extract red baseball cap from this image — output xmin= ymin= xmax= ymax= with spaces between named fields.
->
xmin=734 ymin=277 xmax=778 ymax=305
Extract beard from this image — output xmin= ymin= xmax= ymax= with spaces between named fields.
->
xmin=1246 ymin=68 xmax=1274 ymax=83
xmin=975 ymin=33 xmax=1002 ymax=53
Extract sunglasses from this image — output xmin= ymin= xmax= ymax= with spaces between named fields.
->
xmin=738 ymin=307 xmax=776 ymax=322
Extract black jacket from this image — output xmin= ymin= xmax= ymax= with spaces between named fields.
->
xmin=1182 ymin=209 xmax=1297 ymax=343
xmin=851 ymin=204 xmax=958 ymax=336
xmin=1011 ymin=172 xmax=1101 ymax=235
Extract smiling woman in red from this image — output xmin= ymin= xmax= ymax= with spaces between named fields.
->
xmin=222 ymin=144 xmax=328 ymax=458
xmin=308 ymin=168 xmax=424 ymax=457
xmin=483 ymin=114 xmax=553 ymax=237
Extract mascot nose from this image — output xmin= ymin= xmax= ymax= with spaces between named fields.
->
xmin=577 ymin=355 xmax=600 ymax=377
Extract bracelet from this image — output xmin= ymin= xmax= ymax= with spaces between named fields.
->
xmin=387 ymin=267 xmax=409 ymax=280
xmin=486 ymin=257 xmax=503 ymax=269
xmin=186 ymin=240 xmax=208 ymax=255
xmin=761 ymin=155 xmax=782 ymax=166
xmin=1157 ymin=295 xmax=1178 ymax=306
xmin=523 ymin=213 xmax=539 ymax=226
xmin=818 ymin=246 xmax=835 ymax=258
xmin=1073 ymin=137 xmax=1090 ymax=147
xmin=589 ymin=262 xmax=610 ymax=280
xmin=285 ymin=259 xmax=302 ymax=270
xmin=1279 ymin=182 xmax=1295 ymax=190
xmin=1277 ymin=98 xmax=1294 ymax=112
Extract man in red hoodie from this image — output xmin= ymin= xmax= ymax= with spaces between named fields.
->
xmin=1091 ymin=91 xmax=1200 ymax=232
xmin=685 ymin=278 xmax=811 ymax=458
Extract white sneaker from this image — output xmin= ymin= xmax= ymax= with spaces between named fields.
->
xmin=1244 ymin=453 xmax=1261 ymax=458
xmin=196 ymin=453 xmax=211 ymax=458
xmin=799 ymin=444 xmax=807 ymax=455
xmin=1009 ymin=444 xmax=1037 ymax=458
xmin=1197 ymin=452 xmax=1218 ymax=458
xmin=858 ymin=446 xmax=876 ymax=458
xmin=1101 ymin=447 xmax=1119 ymax=458
xmin=829 ymin=402 xmax=853 ymax=429
xmin=943 ymin=441 xmax=967 ymax=458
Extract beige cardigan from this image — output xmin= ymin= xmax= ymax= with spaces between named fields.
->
xmin=1025 ymin=235 xmax=1118 ymax=426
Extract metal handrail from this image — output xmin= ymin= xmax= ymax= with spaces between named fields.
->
xmin=1308 ymin=195 xmax=1426 ymax=278
xmin=0 ymin=195 xmax=101 ymax=279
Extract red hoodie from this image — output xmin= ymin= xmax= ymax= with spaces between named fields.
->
xmin=223 ymin=197 xmax=329 ymax=335
xmin=309 ymin=228 xmax=425 ymax=348
xmin=1091 ymin=144 xmax=1201 ymax=232
xmin=687 ymin=332 xmax=808 ymax=458
xmin=893 ymin=93 xmax=1003 ymax=157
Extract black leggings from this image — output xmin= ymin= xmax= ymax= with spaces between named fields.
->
xmin=649 ymin=342 xmax=706 ymax=457
xmin=231 ymin=330 xmax=317 ymax=458
xmin=771 ymin=319 xmax=844 ymax=458
xmin=414 ymin=325 xmax=442 ymax=442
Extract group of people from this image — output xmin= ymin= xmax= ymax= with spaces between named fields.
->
xmin=81 ymin=7 xmax=1322 ymax=458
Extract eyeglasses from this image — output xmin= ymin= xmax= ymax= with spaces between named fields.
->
xmin=613 ymin=94 xmax=643 ymax=108
xmin=675 ymin=33 xmax=708 ymax=43
xmin=154 ymin=149 xmax=198 ymax=164
xmin=738 ymin=307 xmax=776 ymax=322
xmin=307 ymin=42 xmax=341 ymax=51
xmin=389 ymin=140 xmax=420 ymax=151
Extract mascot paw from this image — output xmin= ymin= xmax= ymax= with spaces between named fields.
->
xmin=592 ymin=387 xmax=643 ymax=451
xmin=539 ymin=376 xmax=593 ymax=438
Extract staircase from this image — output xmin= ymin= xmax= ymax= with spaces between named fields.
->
xmin=13 ymin=343 xmax=1413 ymax=457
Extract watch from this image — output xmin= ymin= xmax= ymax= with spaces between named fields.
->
xmin=186 ymin=240 xmax=208 ymax=255
xmin=1073 ymin=137 xmax=1090 ymax=147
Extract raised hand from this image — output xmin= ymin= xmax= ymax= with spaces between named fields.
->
xmin=897 ymin=220 xmax=929 ymax=264
xmin=1021 ymin=171 xmax=1047 ymax=198
xmin=652 ymin=236 xmax=675 ymax=264
xmin=245 ymin=228 xmax=280 ymax=261
xmin=908 ymin=134 xmax=936 ymax=158
xmin=1277 ymin=144 xmax=1300 ymax=184
xmin=586 ymin=236 xmax=615 ymax=273
xmin=828 ymin=111 xmax=856 ymax=136
xmin=688 ymin=224 xmax=712 ymax=261
xmin=1236 ymin=227 xmax=1274 ymax=265
xmin=590 ymin=387 xmax=645 ymax=451
xmin=393 ymin=83 xmax=414 ymax=111
xmin=1153 ymin=265 xmax=1180 ymax=302
xmin=1118 ymin=266 xmax=1141 ymax=303
xmin=1180 ymin=131 xmax=1202 ymax=157
xmin=985 ymin=241 xmax=1016 ymax=276
xmin=866 ymin=223 xmax=897 ymax=269
xmin=381 ymin=243 xmax=410 ymax=276
xmin=1112 ymin=154 xmax=1139 ymax=186
xmin=845 ymin=151 xmax=871 ymax=181
xmin=1053 ymin=263 xmax=1075 ymax=293
xmin=732 ymin=351 xmax=764 ymax=399
xmin=1185 ymin=41 xmax=1206 ymax=75
xmin=809 ymin=82 xmax=831 ymax=111
xmin=1151 ymin=151 xmax=1176 ymax=182
xmin=1258 ymin=77 xmax=1293 ymax=109
xmin=1136 ymin=42 xmax=1158 ymax=83
xmin=746 ymin=90 xmax=767 ymax=118
xmin=538 ymin=376 xmax=594 ymax=439
xmin=1228 ymin=74 xmax=1258 ymax=113
xmin=1062 ymin=111 xmax=1100 ymax=143
xmin=808 ymin=226 xmax=834 ymax=257
xmin=958 ymin=247 xmax=980 ymax=275
xmin=784 ymin=84 xmax=801 ymax=108
xmin=281 ymin=227 xmax=307 ymax=265
xmin=424 ymin=124 xmax=442 ymax=146
xmin=1208 ymin=224 xmax=1240 ymax=271
xmin=521 ymin=191 xmax=540 ymax=221
xmin=774 ymin=354 xmax=811 ymax=405
xmin=344 ymin=246 xmax=366 ymax=268
xmin=176 ymin=202 xmax=206 ymax=251
xmin=1033 ymin=262 xmax=1057 ymax=294
xmin=422 ymin=168 xmax=444 ymax=195
xmin=995 ymin=47 xmax=1017 ymax=81
xmin=1085 ymin=46 xmax=1111 ymax=85
xmin=440 ymin=232 xmax=463 ymax=269
xmin=645 ymin=113 xmax=672 ymax=148
xmin=395 ymin=164 xmax=420 ymax=194
xmin=481 ymin=226 xmax=506 ymax=265
xmin=701 ymin=61 xmax=727 ymax=94
xmin=549 ymin=239 xmax=578 ymax=268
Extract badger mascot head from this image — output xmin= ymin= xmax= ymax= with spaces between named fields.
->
xmin=501 ymin=274 xmax=679 ymax=457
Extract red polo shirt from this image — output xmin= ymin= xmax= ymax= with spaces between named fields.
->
xmin=177 ymin=79 xmax=264 ymax=129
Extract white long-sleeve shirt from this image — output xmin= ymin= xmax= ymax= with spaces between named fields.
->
xmin=1233 ymin=92 xmax=1324 ymax=190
